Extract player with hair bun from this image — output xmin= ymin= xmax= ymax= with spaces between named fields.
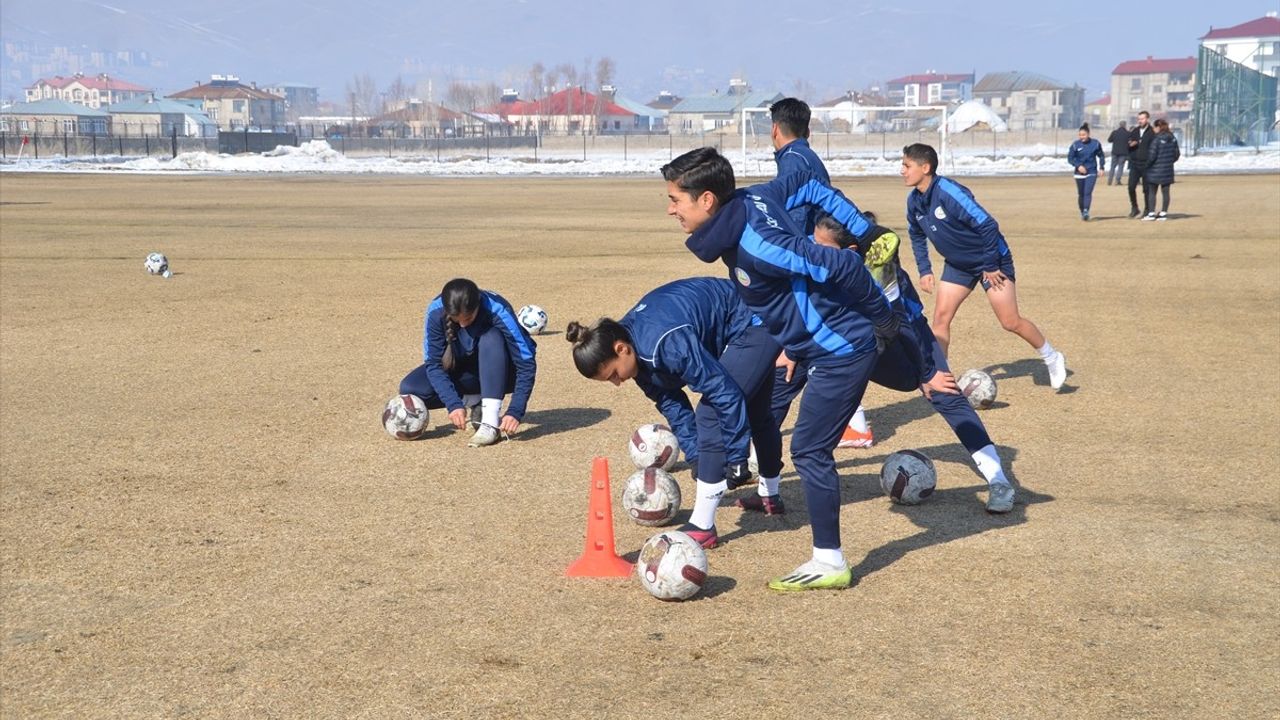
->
xmin=398 ymin=277 xmax=537 ymax=447
xmin=566 ymin=277 xmax=785 ymax=549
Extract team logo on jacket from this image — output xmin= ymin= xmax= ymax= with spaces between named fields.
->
xmin=734 ymin=267 xmax=751 ymax=287
xmin=934 ymin=206 xmax=947 ymax=220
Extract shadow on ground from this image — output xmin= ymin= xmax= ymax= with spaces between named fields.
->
xmin=516 ymin=407 xmax=611 ymax=440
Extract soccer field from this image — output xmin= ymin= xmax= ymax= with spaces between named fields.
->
xmin=2 ymin=171 xmax=1278 ymax=718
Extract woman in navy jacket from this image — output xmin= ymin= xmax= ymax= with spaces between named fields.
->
xmin=399 ymin=278 xmax=537 ymax=447
xmin=1141 ymin=119 xmax=1180 ymax=221
xmin=566 ymin=277 xmax=785 ymax=550
xmin=1067 ymin=123 xmax=1105 ymax=221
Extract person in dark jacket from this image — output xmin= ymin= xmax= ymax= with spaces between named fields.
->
xmin=1106 ymin=121 xmax=1129 ymax=186
xmin=398 ymin=278 xmax=537 ymax=447
xmin=565 ymin=278 xmax=786 ymax=549
xmin=1127 ymin=111 xmax=1158 ymax=217
xmin=662 ymin=146 xmax=899 ymax=592
xmin=1141 ymin=119 xmax=1180 ymax=221
xmin=770 ymin=97 xmax=829 ymax=235
xmin=1067 ymin=123 xmax=1105 ymax=220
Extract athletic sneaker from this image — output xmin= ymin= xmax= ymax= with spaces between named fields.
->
xmin=1081 ymin=209 xmax=1089 ymax=221
xmin=1156 ymin=212 xmax=1168 ymax=221
xmin=1046 ymin=351 xmax=1067 ymax=390
xmin=1128 ymin=207 xmax=1141 ymax=218
xmin=681 ymin=526 xmax=718 ymax=549
xmin=735 ymin=494 xmax=786 ymax=515
xmin=467 ymin=423 xmax=502 ymax=447
xmin=466 ymin=404 xmax=483 ymax=430
xmin=767 ymin=559 xmax=852 ymax=592
xmin=1141 ymin=213 xmax=1157 ymax=222
xmin=837 ymin=425 xmax=874 ymax=449
xmin=986 ymin=482 xmax=1016 ymax=514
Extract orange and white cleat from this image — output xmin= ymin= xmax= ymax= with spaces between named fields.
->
xmin=837 ymin=425 xmax=873 ymax=449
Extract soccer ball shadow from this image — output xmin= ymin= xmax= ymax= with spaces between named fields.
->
xmin=618 ymin=547 xmax=739 ymax=600
xmin=985 ymin=357 xmax=1078 ymax=394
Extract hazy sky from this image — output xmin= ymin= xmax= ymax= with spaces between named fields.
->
xmin=2 ymin=0 xmax=1274 ymax=102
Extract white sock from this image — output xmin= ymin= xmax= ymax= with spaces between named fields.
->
xmin=757 ymin=475 xmax=781 ymax=497
xmin=480 ymin=398 xmax=502 ymax=427
xmin=971 ymin=444 xmax=1009 ymax=486
xmin=1036 ymin=341 xmax=1056 ymax=362
xmin=848 ymin=405 xmax=869 ymax=433
xmin=812 ymin=546 xmax=846 ymax=568
xmin=462 ymin=393 xmax=481 ymax=408
xmin=690 ymin=480 xmax=726 ymax=530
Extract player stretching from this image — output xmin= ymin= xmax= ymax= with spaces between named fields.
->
xmin=901 ymin=143 xmax=1067 ymax=390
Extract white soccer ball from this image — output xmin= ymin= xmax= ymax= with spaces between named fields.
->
xmin=880 ymin=449 xmax=937 ymax=505
xmin=958 ymin=368 xmax=998 ymax=409
xmin=144 ymin=252 xmax=169 ymax=275
xmin=622 ymin=467 xmax=682 ymax=526
xmin=517 ymin=304 xmax=548 ymax=335
xmin=636 ymin=530 xmax=708 ymax=601
xmin=382 ymin=393 xmax=429 ymax=440
xmin=628 ymin=423 xmax=680 ymax=470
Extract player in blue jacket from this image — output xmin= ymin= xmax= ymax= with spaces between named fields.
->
xmin=902 ymin=143 xmax=1067 ymax=391
xmin=398 ymin=278 xmax=537 ymax=447
xmin=1067 ymin=123 xmax=1106 ymax=221
xmin=663 ymin=147 xmax=899 ymax=592
xmin=565 ymin=277 xmax=785 ymax=549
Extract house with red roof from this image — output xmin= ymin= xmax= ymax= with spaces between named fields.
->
xmin=167 ymin=75 xmax=286 ymax=131
xmin=1084 ymin=95 xmax=1111 ymax=130
xmin=886 ymin=72 xmax=974 ymax=107
xmin=25 ymin=73 xmax=150 ymax=109
xmin=1109 ymin=56 xmax=1197 ymax=125
xmin=484 ymin=86 xmax=637 ymax=135
xmin=1201 ymin=13 xmax=1280 ymax=78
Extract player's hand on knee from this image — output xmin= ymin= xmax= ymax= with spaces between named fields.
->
xmin=982 ymin=270 xmax=1007 ymax=291
xmin=775 ymin=352 xmax=797 ymax=383
xmin=921 ymin=370 xmax=959 ymax=399
xmin=448 ymin=408 xmax=467 ymax=429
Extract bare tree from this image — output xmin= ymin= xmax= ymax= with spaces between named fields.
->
xmin=385 ymin=75 xmax=411 ymax=111
xmin=528 ymin=61 xmax=545 ymax=99
xmin=792 ymin=77 xmax=816 ymax=104
xmin=447 ymin=81 xmax=479 ymax=112
xmin=345 ymin=73 xmax=379 ymax=127
xmin=593 ymin=57 xmax=616 ymax=134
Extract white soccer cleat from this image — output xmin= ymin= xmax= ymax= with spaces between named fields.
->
xmin=1047 ymin=351 xmax=1067 ymax=390
xmin=467 ymin=423 xmax=502 ymax=447
xmin=986 ymin=482 xmax=1015 ymax=514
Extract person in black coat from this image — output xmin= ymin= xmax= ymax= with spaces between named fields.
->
xmin=1106 ymin=121 xmax=1128 ymax=186
xmin=1141 ymin=119 xmax=1180 ymax=221
xmin=1127 ymin=111 xmax=1158 ymax=217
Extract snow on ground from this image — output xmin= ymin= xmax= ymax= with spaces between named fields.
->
xmin=2 ymin=139 xmax=1277 ymax=177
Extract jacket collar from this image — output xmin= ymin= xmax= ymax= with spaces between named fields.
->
xmin=685 ymin=190 xmax=748 ymax=263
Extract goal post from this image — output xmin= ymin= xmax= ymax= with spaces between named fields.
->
xmin=739 ymin=104 xmax=950 ymax=175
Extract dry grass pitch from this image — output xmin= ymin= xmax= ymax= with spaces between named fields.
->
xmin=2 ymin=171 xmax=1278 ymax=719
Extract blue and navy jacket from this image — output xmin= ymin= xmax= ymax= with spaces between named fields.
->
xmin=774 ymin=138 xmax=830 ymax=234
xmin=685 ymin=171 xmax=895 ymax=365
xmin=422 ymin=290 xmax=537 ymax=420
xmin=621 ymin=277 xmax=764 ymax=464
xmin=1067 ymin=137 xmax=1105 ymax=176
xmin=906 ymin=176 xmax=1011 ymax=277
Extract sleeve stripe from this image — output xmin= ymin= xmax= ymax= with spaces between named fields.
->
xmin=739 ymin=224 xmax=829 ymax=283
xmin=783 ymin=179 xmax=870 ymax=238
xmin=938 ymin=178 xmax=989 ymax=224
xmin=486 ymin=296 xmax=536 ymax=360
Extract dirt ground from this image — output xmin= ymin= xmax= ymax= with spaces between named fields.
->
xmin=1 ymin=171 xmax=1277 ymax=719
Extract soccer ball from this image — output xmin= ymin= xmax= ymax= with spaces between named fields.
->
xmin=636 ymin=531 xmax=708 ymax=601
xmin=880 ymin=449 xmax=937 ymax=505
xmin=517 ymin=304 xmax=548 ymax=335
xmin=622 ymin=467 xmax=682 ymax=526
xmin=958 ymin=368 xmax=998 ymax=409
xmin=628 ymin=423 xmax=680 ymax=470
xmin=144 ymin=252 xmax=169 ymax=275
xmin=382 ymin=393 xmax=429 ymax=440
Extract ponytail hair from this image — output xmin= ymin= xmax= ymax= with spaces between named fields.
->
xmin=1079 ymin=122 xmax=1090 ymax=132
xmin=439 ymin=278 xmax=481 ymax=372
xmin=565 ymin=318 xmax=632 ymax=378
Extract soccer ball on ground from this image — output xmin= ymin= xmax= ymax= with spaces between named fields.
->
xmin=958 ymin=368 xmax=998 ymax=409
xmin=628 ymin=423 xmax=680 ymax=470
xmin=880 ymin=449 xmax=937 ymax=505
xmin=636 ymin=530 xmax=708 ymax=601
xmin=517 ymin=304 xmax=548 ymax=335
xmin=622 ymin=467 xmax=682 ymax=526
xmin=144 ymin=252 xmax=169 ymax=275
xmin=382 ymin=394 xmax=429 ymax=440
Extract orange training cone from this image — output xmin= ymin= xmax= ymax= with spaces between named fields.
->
xmin=565 ymin=456 xmax=633 ymax=577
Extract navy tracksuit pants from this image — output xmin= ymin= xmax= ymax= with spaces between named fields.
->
xmin=694 ymin=325 xmax=785 ymax=484
xmin=399 ymin=325 xmax=516 ymax=407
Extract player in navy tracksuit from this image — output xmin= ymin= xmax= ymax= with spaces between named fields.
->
xmin=662 ymin=146 xmax=899 ymax=592
xmin=565 ymin=277 xmax=785 ymax=548
xmin=901 ymin=143 xmax=1068 ymax=391
xmin=1067 ymin=123 xmax=1105 ymax=221
xmin=399 ymin=278 xmax=537 ymax=447
xmin=771 ymin=97 xmax=875 ymax=449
